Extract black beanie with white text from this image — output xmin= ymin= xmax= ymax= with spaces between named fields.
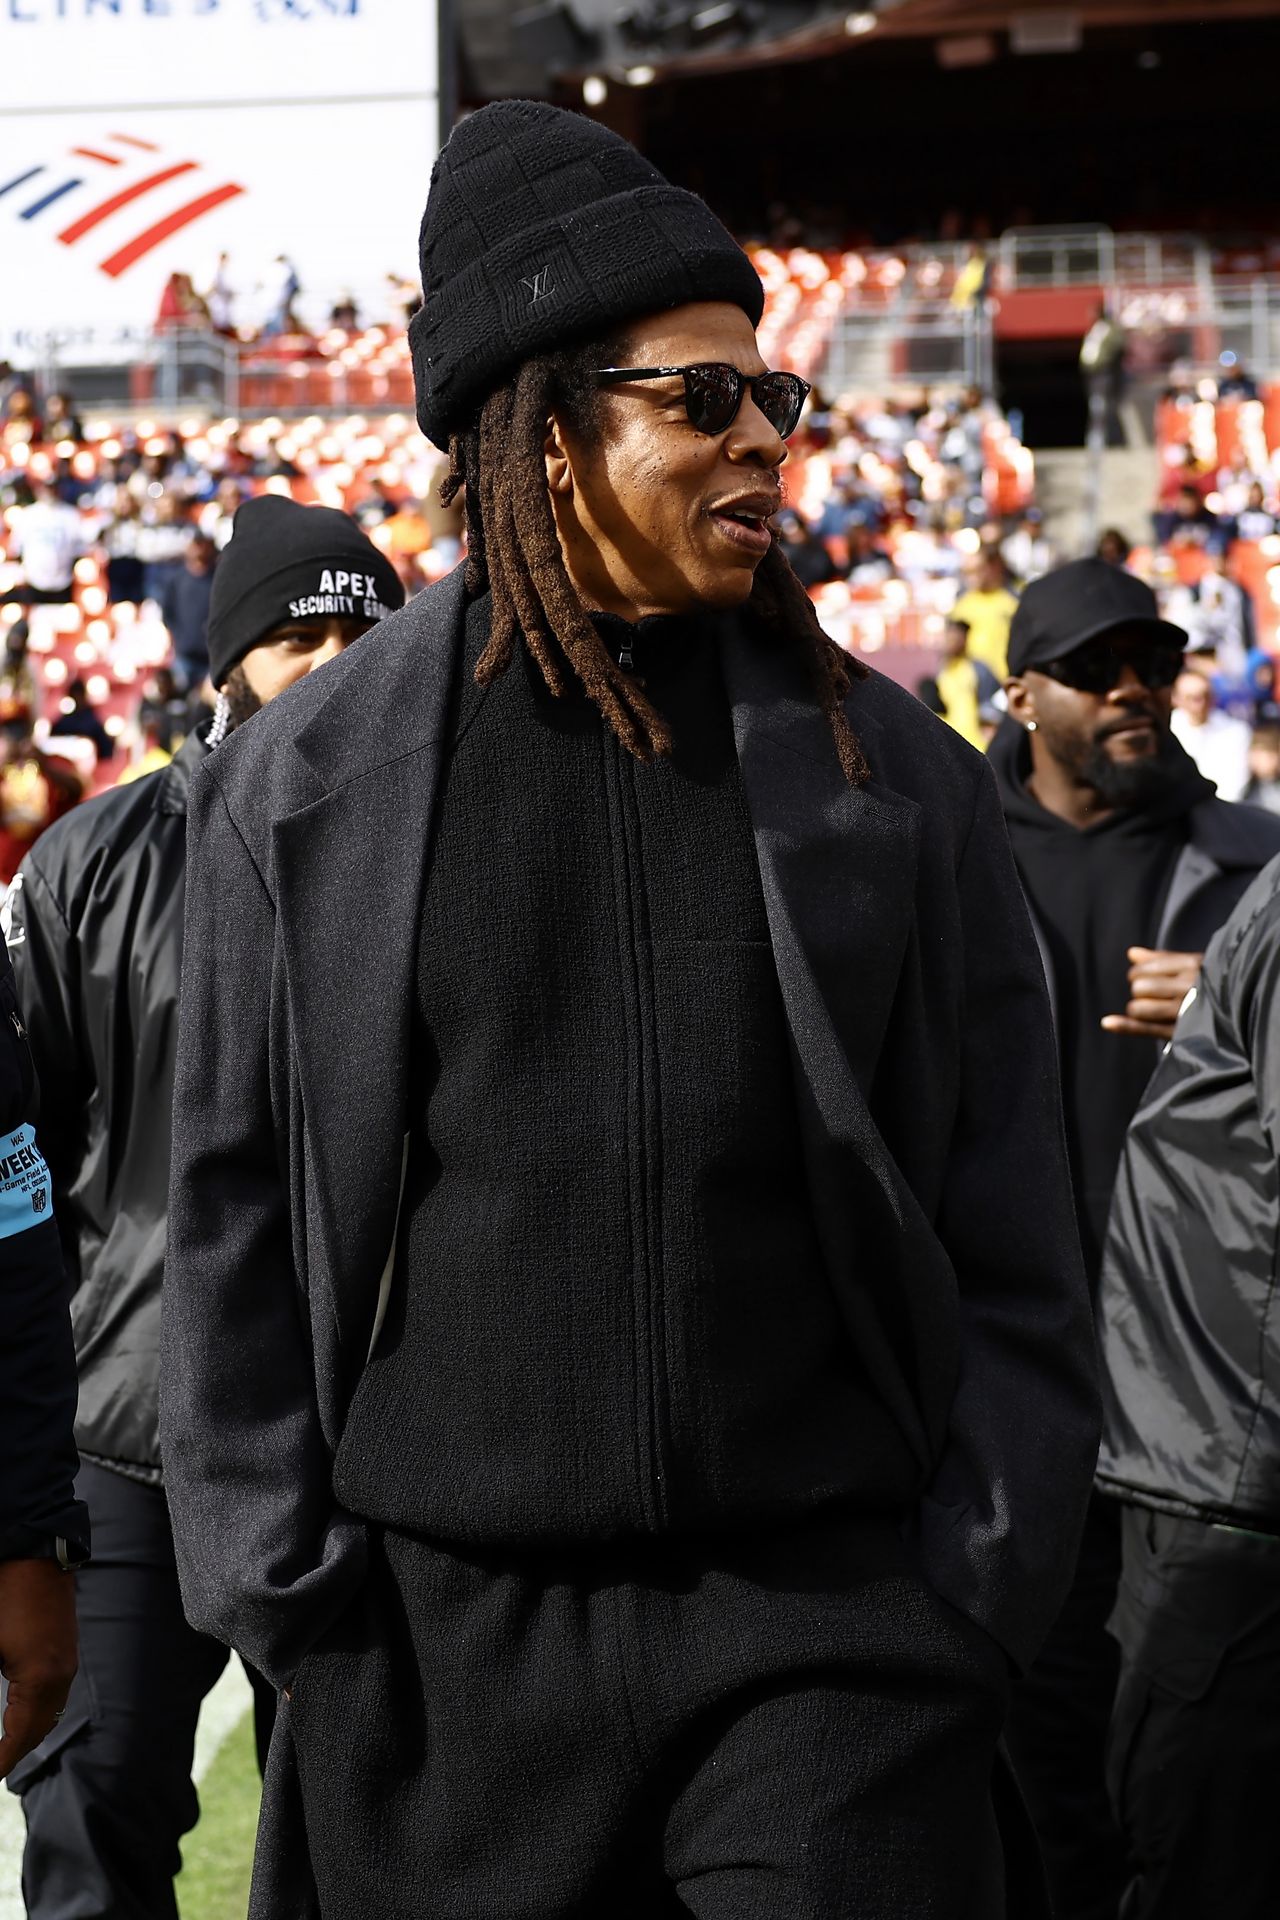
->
xmin=207 ymin=495 xmax=404 ymax=689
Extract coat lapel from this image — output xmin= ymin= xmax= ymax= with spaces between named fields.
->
xmin=272 ymin=570 xmax=465 ymax=1356
xmin=722 ymin=630 xmax=922 ymax=1107
xmin=723 ymin=629 xmax=936 ymax=1464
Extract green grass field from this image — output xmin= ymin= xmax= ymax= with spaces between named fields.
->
xmin=176 ymin=1709 xmax=261 ymax=1920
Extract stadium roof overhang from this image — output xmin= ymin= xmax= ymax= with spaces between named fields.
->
xmin=517 ymin=0 xmax=1280 ymax=85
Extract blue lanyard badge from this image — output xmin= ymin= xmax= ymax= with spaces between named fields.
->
xmin=0 ymin=1124 xmax=53 ymax=1240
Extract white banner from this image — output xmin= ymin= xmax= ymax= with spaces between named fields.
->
xmin=0 ymin=1 xmax=438 ymax=346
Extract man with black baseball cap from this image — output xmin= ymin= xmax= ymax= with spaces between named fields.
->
xmin=991 ymin=556 xmax=1280 ymax=1920
xmin=5 ymin=497 xmax=401 ymax=1917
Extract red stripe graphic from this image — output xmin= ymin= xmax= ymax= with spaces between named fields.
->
xmin=109 ymin=134 xmax=160 ymax=151
xmin=70 ymin=148 xmax=124 ymax=166
xmin=98 ymin=182 xmax=245 ymax=278
xmin=57 ymin=162 xmax=197 ymax=244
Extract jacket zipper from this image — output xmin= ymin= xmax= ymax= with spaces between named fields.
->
xmin=605 ymin=729 xmax=669 ymax=1530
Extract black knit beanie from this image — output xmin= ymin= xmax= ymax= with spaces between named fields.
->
xmin=206 ymin=496 xmax=404 ymax=688
xmin=409 ymin=99 xmax=765 ymax=451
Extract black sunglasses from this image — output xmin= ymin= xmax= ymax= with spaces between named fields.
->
xmin=1041 ymin=641 xmax=1184 ymax=694
xmin=596 ymin=362 xmax=811 ymax=439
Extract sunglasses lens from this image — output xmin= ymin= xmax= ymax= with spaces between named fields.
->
xmin=1142 ymin=650 xmax=1184 ymax=689
xmin=1051 ymin=645 xmax=1183 ymax=692
xmin=755 ymin=372 xmax=808 ymax=438
xmin=683 ymin=364 xmax=741 ymax=434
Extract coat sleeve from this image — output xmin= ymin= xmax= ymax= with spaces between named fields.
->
xmin=160 ymin=766 xmax=367 ymax=1688
xmin=914 ymin=763 xmax=1101 ymax=1673
xmin=0 ymin=928 xmax=87 ymax=1562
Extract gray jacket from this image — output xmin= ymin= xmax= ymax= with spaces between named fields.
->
xmin=160 ymin=567 xmax=1099 ymax=1689
xmin=1099 ymin=853 xmax=1280 ymax=1529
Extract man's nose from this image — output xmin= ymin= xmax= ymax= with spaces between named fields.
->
xmin=1109 ymin=663 xmax=1150 ymax=699
xmin=726 ymin=394 xmax=788 ymax=469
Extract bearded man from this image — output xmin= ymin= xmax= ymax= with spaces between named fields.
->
xmin=992 ymin=557 xmax=1280 ymax=1920
xmin=162 ymin=103 xmax=1098 ymax=1919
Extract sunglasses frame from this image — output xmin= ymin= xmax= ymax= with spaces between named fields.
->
xmin=595 ymin=363 xmax=811 ymax=439
xmin=1040 ymin=642 xmax=1185 ymax=695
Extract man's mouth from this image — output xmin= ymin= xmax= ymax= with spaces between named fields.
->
xmin=1100 ymin=714 xmax=1157 ymax=738
xmin=706 ymin=495 xmax=777 ymax=555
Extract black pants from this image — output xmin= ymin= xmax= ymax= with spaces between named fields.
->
xmin=1004 ymin=1491 xmax=1127 ymax=1920
xmin=8 ymin=1460 xmax=275 ymax=1920
xmin=1107 ymin=1506 xmax=1280 ymax=1920
xmin=264 ymin=1515 xmax=1030 ymax=1920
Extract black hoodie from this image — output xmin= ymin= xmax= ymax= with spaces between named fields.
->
xmin=991 ymin=721 xmax=1214 ymax=1284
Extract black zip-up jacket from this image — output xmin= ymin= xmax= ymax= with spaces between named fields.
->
xmin=1099 ymin=854 xmax=1280 ymax=1531
xmin=9 ymin=726 xmax=210 ymax=1483
xmin=0 ymin=935 xmax=87 ymax=1560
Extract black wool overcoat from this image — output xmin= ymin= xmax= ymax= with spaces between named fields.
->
xmin=160 ymin=566 xmax=1099 ymax=1693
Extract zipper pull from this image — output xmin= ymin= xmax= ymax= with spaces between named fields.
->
xmin=618 ymin=645 xmax=633 ymax=670
xmin=10 ymin=1010 xmax=26 ymax=1040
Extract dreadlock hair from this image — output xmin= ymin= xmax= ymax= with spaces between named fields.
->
xmin=439 ymin=338 xmax=870 ymax=785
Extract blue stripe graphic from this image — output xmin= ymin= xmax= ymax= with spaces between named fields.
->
xmin=20 ymin=178 xmax=83 ymax=220
xmin=0 ymin=166 xmax=45 ymax=201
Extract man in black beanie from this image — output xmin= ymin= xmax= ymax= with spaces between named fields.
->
xmin=5 ymin=497 xmax=401 ymax=1919
xmin=163 ymin=101 xmax=1098 ymax=1918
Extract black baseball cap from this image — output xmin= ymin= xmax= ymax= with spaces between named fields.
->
xmin=1007 ymin=557 xmax=1186 ymax=677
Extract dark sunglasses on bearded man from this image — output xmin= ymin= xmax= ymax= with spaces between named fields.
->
xmin=596 ymin=362 xmax=811 ymax=440
xmin=1038 ymin=638 xmax=1185 ymax=695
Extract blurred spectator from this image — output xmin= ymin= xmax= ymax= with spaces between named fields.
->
xmin=1 ymin=389 xmax=41 ymax=454
xmin=159 ymin=536 xmax=217 ymax=692
xmin=1097 ymin=527 xmax=1133 ymax=568
xmin=815 ymin=473 xmax=881 ymax=542
xmin=42 ymin=392 xmax=84 ymax=444
xmin=1157 ymin=445 xmax=1214 ymax=510
xmin=931 ymin=617 xmax=1001 ymax=753
xmin=1171 ymin=668 xmax=1252 ymax=802
xmin=1080 ymin=303 xmax=1127 ymax=446
xmin=197 ymin=478 xmax=244 ymax=551
xmin=136 ymin=494 xmax=192 ymax=606
xmin=949 ymin=244 xmax=991 ymax=311
xmin=1002 ymin=509 xmax=1054 ymax=584
xmin=261 ymin=255 xmax=302 ymax=337
xmin=48 ymin=679 xmax=115 ymax=766
xmin=0 ymin=621 xmax=40 ymax=718
xmin=155 ymin=272 xmax=208 ymax=332
xmin=136 ymin=666 xmax=194 ymax=762
xmin=1234 ymin=481 xmax=1279 ymax=544
xmin=1155 ymin=484 xmax=1222 ymax=553
xmin=205 ymin=252 xmax=235 ymax=335
xmin=1216 ymin=353 xmax=1259 ymax=402
xmin=1181 ymin=552 xmax=1253 ymax=676
xmin=1 ymin=478 xmax=83 ymax=604
xmin=1241 ymin=726 xmax=1280 ymax=814
xmin=96 ymin=488 xmax=146 ymax=606
xmin=774 ymin=511 xmax=840 ymax=590
xmin=329 ymin=291 xmax=360 ymax=330
xmin=0 ymin=709 xmax=80 ymax=885
xmin=846 ymin=523 xmax=895 ymax=587
xmin=952 ymin=547 xmax=1018 ymax=680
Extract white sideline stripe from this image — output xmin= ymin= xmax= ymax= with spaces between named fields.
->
xmin=0 ymin=1656 xmax=255 ymax=1915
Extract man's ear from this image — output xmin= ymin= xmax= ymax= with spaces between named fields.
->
xmin=545 ymin=413 xmax=573 ymax=497
xmin=1004 ymin=675 xmax=1035 ymax=728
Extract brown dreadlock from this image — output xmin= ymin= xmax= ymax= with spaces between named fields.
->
xmin=439 ymin=341 xmax=870 ymax=786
